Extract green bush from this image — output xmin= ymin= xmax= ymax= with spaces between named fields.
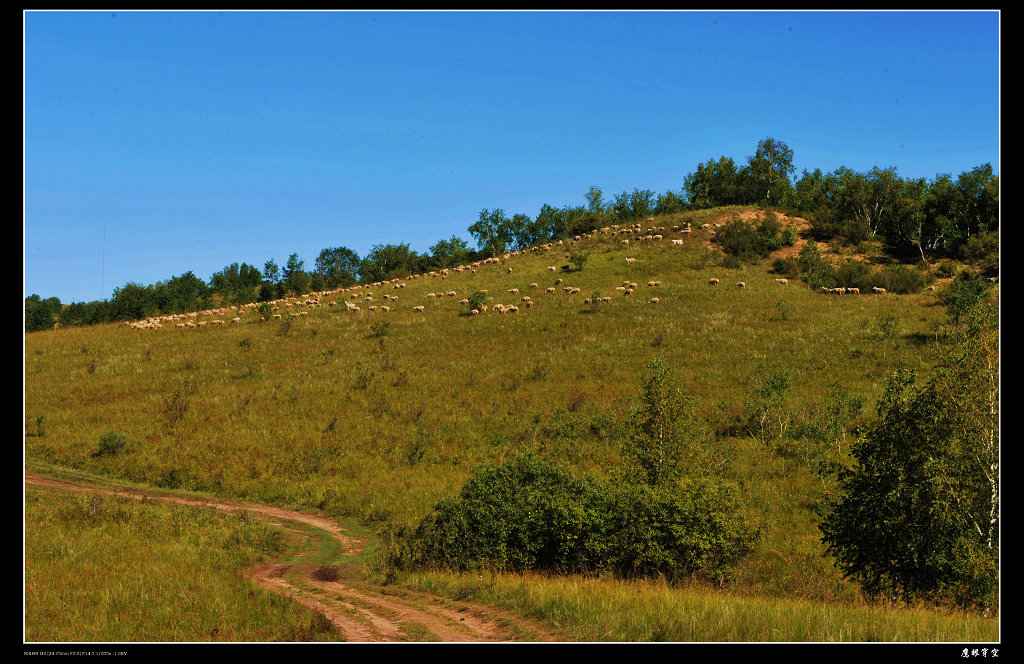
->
xmin=962 ymin=231 xmax=998 ymax=276
xmin=94 ymin=431 xmax=130 ymax=457
xmin=467 ymin=290 xmax=488 ymax=311
xmin=714 ymin=217 xmax=762 ymax=261
xmin=398 ymin=454 xmax=613 ymax=573
xmin=940 ymin=274 xmax=992 ymax=326
xmin=771 ymin=257 xmax=801 ymax=279
xmin=608 ymin=478 xmax=758 ymax=584
xmin=392 ymin=453 xmax=757 ymax=584
xmin=835 ymin=259 xmax=874 ymax=291
xmin=875 ymin=264 xmax=926 ymax=294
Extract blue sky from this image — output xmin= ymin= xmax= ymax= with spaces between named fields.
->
xmin=24 ymin=10 xmax=999 ymax=304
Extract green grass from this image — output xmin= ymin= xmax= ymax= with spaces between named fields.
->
xmin=24 ymin=488 xmax=343 ymax=642
xmin=24 ymin=207 xmax=996 ymax=640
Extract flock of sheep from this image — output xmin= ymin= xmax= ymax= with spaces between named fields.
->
xmin=119 ymin=215 xmax=908 ymax=333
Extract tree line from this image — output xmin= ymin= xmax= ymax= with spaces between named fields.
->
xmin=26 ymin=137 xmax=998 ymax=331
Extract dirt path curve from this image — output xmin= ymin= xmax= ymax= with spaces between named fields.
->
xmin=25 ymin=471 xmax=562 ymax=643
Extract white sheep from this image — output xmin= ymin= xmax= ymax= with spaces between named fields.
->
xmin=709 ymin=278 xmax=720 ymax=286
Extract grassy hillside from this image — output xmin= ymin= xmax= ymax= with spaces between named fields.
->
xmin=25 ymin=207 xmax=994 ymax=640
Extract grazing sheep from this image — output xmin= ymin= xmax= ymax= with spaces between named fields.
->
xmin=471 ymin=309 xmax=479 ymax=315
xmin=736 ymin=282 xmax=746 ymax=288
xmin=381 ymin=306 xmax=390 ymax=312
xmin=836 ymin=287 xmax=846 ymax=295
xmin=649 ymin=297 xmax=660 ymax=304
xmin=847 ymin=287 xmax=860 ymax=295
xmin=548 ymin=266 xmax=557 ymax=271
xmin=231 ymin=317 xmax=241 ymax=323
xmin=775 ymin=278 xmax=788 ymax=285
xmin=872 ymin=287 xmax=887 ymax=294
xmin=529 ymin=283 xmax=539 ymax=289
xmin=509 ymin=288 xmax=519 ymax=294
xmin=413 ymin=305 xmax=425 ymax=312
xmin=709 ymin=278 xmax=720 ymax=286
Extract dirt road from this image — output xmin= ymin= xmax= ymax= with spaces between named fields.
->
xmin=25 ymin=471 xmax=560 ymax=643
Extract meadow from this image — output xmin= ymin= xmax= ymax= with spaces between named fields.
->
xmin=24 ymin=208 xmax=997 ymax=642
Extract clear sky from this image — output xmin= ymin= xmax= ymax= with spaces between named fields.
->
xmin=24 ymin=10 xmax=1000 ymax=304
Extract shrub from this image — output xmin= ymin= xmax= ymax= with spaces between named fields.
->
xmin=391 ymin=453 xmax=757 ymax=584
xmin=467 ymin=291 xmax=488 ymax=311
xmin=772 ymin=257 xmax=801 ymax=279
xmin=875 ymin=264 xmax=926 ymax=294
xmin=940 ymin=274 xmax=992 ymax=326
xmin=835 ymin=259 xmax=874 ymax=291
xmin=568 ymin=251 xmax=590 ymax=272
xmin=397 ymin=454 xmax=614 ymax=573
xmin=608 ymin=478 xmax=758 ymax=584
xmin=962 ymin=230 xmax=999 ymax=276
xmin=715 ymin=217 xmax=761 ymax=261
xmin=94 ymin=431 xmax=130 ymax=457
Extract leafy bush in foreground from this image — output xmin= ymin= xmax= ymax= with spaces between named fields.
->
xmin=387 ymin=453 xmax=756 ymax=584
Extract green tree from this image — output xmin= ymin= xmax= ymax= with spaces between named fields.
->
xmin=685 ymin=156 xmax=740 ymax=209
xmin=111 ymin=282 xmax=157 ymax=321
xmin=585 ymin=185 xmax=605 ymax=215
xmin=359 ymin=243 xmax=423 ymax=283
xmin=743 ymin=137 xmax=795 ymax=206
xmin=282 ymin=253 xmax=311 ymax=296
xmin=428 ymin=236 xmax=470 ymax=270
xmin=161 ymin=271 xmax=209 ymax=313
xmin=619 ymin=357 xmax=704 ymax=487
xmin=468 ymin=208 xmax=512 ymax=257
xmin=610 ymin=188 xmax=655 ymax=223
xmin=25 ymin=295 xmax=61 ymax=332
xmin=655 ymin=189 xmax=687 ymax=215
xmin=820 ymin=302 xmax=998 ymax=611
xmin=315 ymin=247 xmax=361 ymax=288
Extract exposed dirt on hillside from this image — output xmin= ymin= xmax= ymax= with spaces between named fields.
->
xmin=24 ymin=471 xmax=561 ymax=643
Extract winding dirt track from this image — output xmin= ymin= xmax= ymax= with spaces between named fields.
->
xmin=25 ymin=472 xmax=561 ymax=643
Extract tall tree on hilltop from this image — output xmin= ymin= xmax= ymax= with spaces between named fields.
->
xmin=684 ymin=156 xmax=740 ymax=209
xmin=743 ymin=137 xmax=795 ymax=207
xmin=315 ymin=246 xmax=361 ymax=288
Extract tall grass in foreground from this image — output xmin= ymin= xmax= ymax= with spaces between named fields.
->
xmin=400 ymin=571 xmax=999 ymax=642
xmin=24 ymin=488 xmax=343 ymax=642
